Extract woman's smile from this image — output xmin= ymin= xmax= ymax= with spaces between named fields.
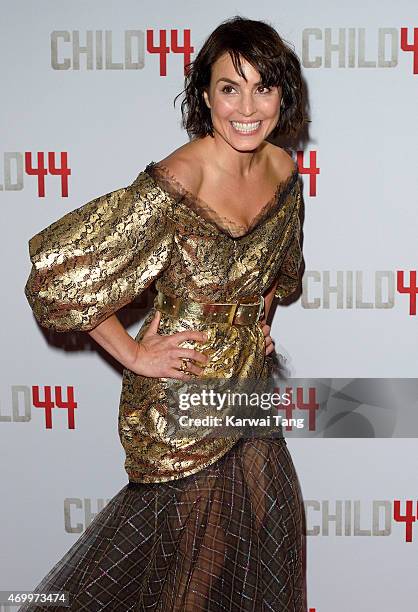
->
xmin=230 ymin=120 xmax=262 ymax=135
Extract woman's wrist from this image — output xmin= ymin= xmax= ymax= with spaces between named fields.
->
xmin=123 ymin=341 xmax=144 ymax=373
xmin=87 ymin=314 xmax=142 ymax=372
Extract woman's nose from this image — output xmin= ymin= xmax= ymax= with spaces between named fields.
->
xmin=237 ymin=92 xmax=257 ymax=116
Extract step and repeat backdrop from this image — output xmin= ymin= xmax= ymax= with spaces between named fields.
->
xmin=1 ymin=2 xmax=417 ymax=611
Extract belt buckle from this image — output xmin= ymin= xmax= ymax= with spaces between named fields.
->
xmin=227 ymin=303 xmax=238 ymax=325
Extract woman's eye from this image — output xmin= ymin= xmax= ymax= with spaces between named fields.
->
xmin=220 ymin=84 xmax=272 ymax=94
xmin=258 ymin=85 xmax=272 ymax=93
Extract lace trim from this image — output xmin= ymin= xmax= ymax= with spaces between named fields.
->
xmin=144 ymin=160 xmax=299 ymax=239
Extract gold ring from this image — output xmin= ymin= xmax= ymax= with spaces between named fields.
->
xmin=179 ymin=358 xmax=189 ymax=372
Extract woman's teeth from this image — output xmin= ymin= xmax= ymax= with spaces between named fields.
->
xmin=231 ymin=121 xmax=261 ymax=133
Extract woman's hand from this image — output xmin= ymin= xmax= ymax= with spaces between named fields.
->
xmin=258 ymin=318 xmax=275 ymax=356
xmin=130 ymin=310 xmax=209 ymax=379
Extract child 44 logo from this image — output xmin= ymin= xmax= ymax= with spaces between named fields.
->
xmin=0 ymin=385 xmax=78 ymax=429
xmin=51 ymin=29 xmax=194 ymax=76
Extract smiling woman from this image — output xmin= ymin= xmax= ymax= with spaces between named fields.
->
xmin=202 ymin=54 xmax=282 ymax=145
xmin=22 ymin=14 xmax=307 ymax=612
xmin=177 ymin=16 xmax=306 ymax=140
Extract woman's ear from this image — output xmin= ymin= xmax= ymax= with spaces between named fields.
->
xmin=203 ymin=89 xmax=211 ymax=109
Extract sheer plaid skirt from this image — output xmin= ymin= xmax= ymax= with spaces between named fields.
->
xmin=20 ymin=436 xmax=306 ymax=612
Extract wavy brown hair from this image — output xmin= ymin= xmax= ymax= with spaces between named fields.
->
xmin=174 ymin=16 xmax=307 ymax=140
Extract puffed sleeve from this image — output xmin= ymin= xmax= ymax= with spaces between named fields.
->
xmin=274 ymin=183 xmax=303 ymax=301
xmin=24 ymin=170 xmax=174 ymax=332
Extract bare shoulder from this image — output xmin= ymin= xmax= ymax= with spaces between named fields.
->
xmin=263 ymin=142 xmax=298 ymax=181
xmin=156 ymin=141 xmax=203 ymax=193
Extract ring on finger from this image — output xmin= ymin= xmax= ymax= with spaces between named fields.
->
xmin=179 ymin=358 xmax=189 ymax=373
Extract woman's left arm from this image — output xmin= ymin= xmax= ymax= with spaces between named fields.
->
xmin=259 ymin=279 xmax=279 ymax=356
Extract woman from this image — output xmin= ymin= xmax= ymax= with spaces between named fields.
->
xmin=22 ymin=15 xmax=307 ymax=612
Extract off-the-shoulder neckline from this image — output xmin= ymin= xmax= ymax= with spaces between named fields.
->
xmin=143 ymin=160 xmax=299 ymax=239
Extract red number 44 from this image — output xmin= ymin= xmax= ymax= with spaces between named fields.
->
xmin=147 ymin=29 xmax=194 ymax=76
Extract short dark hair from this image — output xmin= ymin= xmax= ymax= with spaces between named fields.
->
xmin=175 ymin=16 xmax=307 ymax=140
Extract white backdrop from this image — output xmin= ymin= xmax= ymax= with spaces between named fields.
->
xmin=1 ymin=1 xmax=417 ymax=611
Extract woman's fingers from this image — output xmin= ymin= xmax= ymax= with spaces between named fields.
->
xmin=171 ymin=329 xmax=208 ymax=344
xmin=258 ymin=319 xmax=276 ymax=356
xmin=265 ymin=338 xmax=274 ymax=353
xmin=265 ymin=343 xmax=275 ymax=356
xmin=175 ymin=348 xmax=209 ymax=365
xmin=170 ymin=352 xmax=207 ymax=376
xmin=143 ymin=309 xmax=161 ymax=337
xmin=166 ymin=367 xmax=195 ymax=381
xmin=259 ymin=322 xmax=270 ymax=336
xmin=182 ymin=362 xmax=204 ymax=376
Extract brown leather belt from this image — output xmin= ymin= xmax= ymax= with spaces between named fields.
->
xmin=155 ymin=290 xmax=265 ymax=326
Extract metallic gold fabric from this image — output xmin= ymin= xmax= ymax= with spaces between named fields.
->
xmin=24 ymin=176 xmax=174 ymax=332
xmin=24 ymin=160 xmax=303 ymax=483
xmin=155 ymin=289 xmax=265 ymax=325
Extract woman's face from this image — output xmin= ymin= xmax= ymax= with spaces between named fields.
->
xmin=203 ymin=52 xmax=282 ymax=151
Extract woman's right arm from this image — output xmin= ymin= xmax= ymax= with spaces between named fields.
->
xmin=87 ymin=313 xmax=141 ymax=370
xmin=87 ymin=310 xmax=208 ymax=379
xmin=24 ymin=170 xmax=208 ymax=379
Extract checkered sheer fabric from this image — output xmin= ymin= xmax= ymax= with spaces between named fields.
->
xmin=19 ymin=437 xmax=306 ymax=611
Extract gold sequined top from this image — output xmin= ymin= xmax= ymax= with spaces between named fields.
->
xmin=24 ymin=160 xmax=303 ymax=483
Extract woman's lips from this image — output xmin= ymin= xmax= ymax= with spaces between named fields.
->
xmin=230 ymin=120 xmax=262 ymax=135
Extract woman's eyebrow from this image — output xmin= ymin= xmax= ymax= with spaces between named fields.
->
xmin=215 ymin=77 xmax=263 ymax=86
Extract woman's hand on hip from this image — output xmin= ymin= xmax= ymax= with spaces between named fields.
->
xmin=130 ymin=310 xmax=209 ymax=379
xmin=258 ymin=318 xmax=275 ymax=356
